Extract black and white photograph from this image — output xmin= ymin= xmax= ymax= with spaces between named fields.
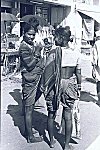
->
xmin=1 ymin=0 xmax=100 ymax=150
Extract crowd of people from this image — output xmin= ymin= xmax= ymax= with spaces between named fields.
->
xmin=18 ymin=16 xmax=100 ymax=150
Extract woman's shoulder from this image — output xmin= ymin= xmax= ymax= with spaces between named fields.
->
xmin=19 ymin=41 xmax=31 ymax=50
xmin=51 ymin=45 xmax=61 ymax=51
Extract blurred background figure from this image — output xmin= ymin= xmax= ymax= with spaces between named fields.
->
xmin=91 ymin=30 xmax=100 ymax=106
xmin=42 ymin=38 xmax=52 ymax=62
xmin=47 ymin=22 xmax=54 ymax=35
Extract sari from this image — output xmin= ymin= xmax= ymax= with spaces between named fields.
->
xmin=19 ymin=41 xmax=44 ymax=106
xmin=41 ymin=46 xmax=62 ymax=111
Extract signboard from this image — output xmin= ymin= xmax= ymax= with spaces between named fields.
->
xmin=82 ymin=18 xmax=94 ymax=41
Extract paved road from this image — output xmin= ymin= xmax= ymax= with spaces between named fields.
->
xmin=1 ymin=53 xmax=100 ymax=150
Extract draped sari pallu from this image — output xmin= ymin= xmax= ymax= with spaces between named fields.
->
xmin=41 ymin=46 xmax=62 ymax=110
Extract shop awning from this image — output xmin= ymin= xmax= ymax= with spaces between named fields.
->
xmin=44 ymin=0 xmax=71 ymax=6
xmin=28 ymin=0 xmax=44 ymax=3
xmin=77 ymin=9 xmax=100 ymax=24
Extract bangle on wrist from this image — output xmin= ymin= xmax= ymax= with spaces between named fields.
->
xmin=78 ymin=84 xmax=81 ymax=90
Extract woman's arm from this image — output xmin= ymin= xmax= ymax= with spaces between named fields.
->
xmin=75 ymin=60 xmax=81 ymax=90
xmin=19 ymin=44 xmax=40 ymax=71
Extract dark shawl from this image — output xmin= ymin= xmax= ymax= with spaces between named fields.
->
xmin=41 ymin=46 xmax=62 ymax=108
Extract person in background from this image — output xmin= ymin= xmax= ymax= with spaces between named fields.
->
xmin=42 ymin=38 xmax=52 ymax=62
xmin=48 ymin=22 xmax=55 ymax=35
xmin=54 ymin=27 xmax=81 ymax=150
xmin=91 ymin=30 xmax=100 ymax=106
xmin=48 ymin=28 xmax=55 ymax=46
xmin=19 ymin=18 xmax=44 ymax=143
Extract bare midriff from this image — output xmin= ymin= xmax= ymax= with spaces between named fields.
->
xmin=61 ymin=66 xmax=76 ymax=79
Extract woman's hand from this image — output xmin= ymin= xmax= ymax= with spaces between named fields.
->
xmin=35 ymin=46 xmax=42 ymax=58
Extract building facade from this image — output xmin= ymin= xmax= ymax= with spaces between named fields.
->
xmin=1 ymin=0 xmax=72 ymax=26
xmin=1 ymin=0 xmax=100 ymax=45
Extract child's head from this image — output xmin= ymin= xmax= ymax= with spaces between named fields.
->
xmin=44 ymin=38 xmax=49 ymax=44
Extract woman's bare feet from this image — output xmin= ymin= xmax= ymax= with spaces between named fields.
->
xmin=50 ymin=139 xmax=56 ymax=148
xmin=32 ymin=128 xmax=38 ymax=134
xmin=27 ymin=135 xmax=43 ymax=143
xmin=58 ymin=126 xmax=62 ymax=133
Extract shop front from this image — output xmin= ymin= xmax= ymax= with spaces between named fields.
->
xmin=1 ymin=0 xmax=12 ymax=13
xmin=19 ymin=0 xmax=72 ymax=25
xmin=1 ymin=34 xmax=20 ymax=75
xmin=1 ymin=3 xmax=20 ymax=75
xmin=19 ymin=0 xmax=50 ymax=23
xmin=76 ymin=3 xmax=100 ymax=34
xmin=44 ymin=0 xmax=71 ymax=26
xmin=76 ymin=3 xmax=100 ymax=54
xmin=1 ymin=0 xmax=72 ymax=26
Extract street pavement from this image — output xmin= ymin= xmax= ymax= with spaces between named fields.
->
xmin=1 ymin=53 xmax=100 ymax=150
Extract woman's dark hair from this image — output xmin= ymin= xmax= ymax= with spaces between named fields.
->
xmin=22 ymin=17 xmax=39 ymax=34
xmin=55 ymin=26 xmax=71 ymax=42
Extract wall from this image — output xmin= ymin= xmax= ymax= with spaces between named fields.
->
xmin=51 ymin=6 xmax=71 ymax=26
xmin=93 ymin=0 xmax=99 ymax=5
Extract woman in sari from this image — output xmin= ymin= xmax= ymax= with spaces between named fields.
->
xmin=19 ymin=19 xmax=44 ymax=143
xmin=54 ymin=27 xmax=81 ymax=150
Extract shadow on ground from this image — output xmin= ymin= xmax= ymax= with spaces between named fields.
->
xmin=80 ymin=91 xmax=100 ymax=108
xmin=81 ymin=77 xmax=100 ymax=107
xmin=85 ymin=77 xmax=96 ymax=84
xmin=80 ymin=91 xmax=97 ymax=103
xmin=7 ymin=88 xmax=78 ymax=149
